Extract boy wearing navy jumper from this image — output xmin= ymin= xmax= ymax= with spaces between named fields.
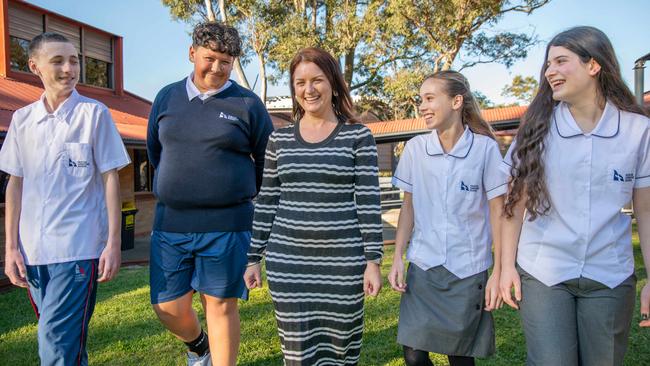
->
xmin=147 ymin=22 xmax=273 ymax=366
xmin=0 ymin=33 xmax=130 ymax=365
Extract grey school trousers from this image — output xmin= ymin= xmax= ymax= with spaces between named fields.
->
xmin=517 ymin=267 xmax=636 ymax=366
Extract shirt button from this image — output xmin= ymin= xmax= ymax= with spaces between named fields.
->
xmin=478 ymin=284 xmax=483 ymax=290
xmin=475 ymin=304 xmax=481 ymax=310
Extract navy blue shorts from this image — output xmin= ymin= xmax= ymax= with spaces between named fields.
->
xmin=26 ymin=259 xmax=99 ymax=366
xmin=149 ymin=230 xmax=250 ymax=304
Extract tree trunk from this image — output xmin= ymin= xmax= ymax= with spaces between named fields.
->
xmin=205 ymin=0 xmax=216 ymax=21
xmin=411 ymin=101 xmax=419 ymax=118
xmin=344 ymin=48 xmax=355 ymax=87
xmin=258 ymin=53 xmax=268 ymax=104
xmin=209 ymin=0 xmax=250 ymax=89
xmin=324 ymin=3 xmax=331 ymax=35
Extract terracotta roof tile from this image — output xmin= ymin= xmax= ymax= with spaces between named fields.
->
xmin=0 ymin=77 xmax=150 ymax=142
xmin=366 ymin=105 xmax=528 ymax=137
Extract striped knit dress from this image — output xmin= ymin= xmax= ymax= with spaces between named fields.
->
xmin=248 ymin=121 xmax=384 ymax=366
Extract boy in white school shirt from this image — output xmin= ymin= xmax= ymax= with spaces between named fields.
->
xmin=0 ymin=33 xmax=130 ymax=365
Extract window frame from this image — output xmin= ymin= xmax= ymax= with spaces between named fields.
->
xmin=6 ymin=2 xmax=115 ymax=90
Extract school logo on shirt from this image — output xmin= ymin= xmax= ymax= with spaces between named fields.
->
xmin=68 ymin=158 xmax=89 ymax=168
xmin=613 ymin=170 xmax=633 ymax=182
xmin=219 ymin=112 xmax=239 ymax=122
xmin=74 ymin=264 xmax=86 ymax=282
xmin=460 ymin=181 xmax=479 ymax=192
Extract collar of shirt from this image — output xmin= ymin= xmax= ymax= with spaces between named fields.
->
xmin=34 ymin=89 xmax=80 ymax=124
xmin=185 ymin=73 xmax=232 ymax=101
xmin=425 ymin=126 xmax=474 ymax=158
xmin=554 ymin=100 xmax=619 ymax=138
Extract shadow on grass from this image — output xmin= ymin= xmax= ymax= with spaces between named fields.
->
xmin=0 ymin=286 xmax=38 ymax=335
xmin=0 ymin=266 xmax=150 ymax=336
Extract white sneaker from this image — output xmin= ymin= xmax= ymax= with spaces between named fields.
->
xmin=187 ymin=351 xmax=212 ymax=366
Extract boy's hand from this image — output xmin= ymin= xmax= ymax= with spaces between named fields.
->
xmin=4 ymin=248 xmax=27 ymax=288
xmin=98 ymin=238 xmax=121 ymax=282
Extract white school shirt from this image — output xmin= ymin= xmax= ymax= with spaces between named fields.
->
xmin=0 ymin=90 xmax=131 ymax=265
xmin=185 ymin=73 xmax=232 ymax=101
xmin=503 ymin=101 xmax=650 ymax=288
xmin=392 ymin=127 xmax=508 ymax=279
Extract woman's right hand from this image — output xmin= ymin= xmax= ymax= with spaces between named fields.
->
xmin=388 ymin=257 xmax=407 ymax=292
xmin=499 ymin=265 xmax=521 ymax=309
xmin=244 ymin=263 xmax=262 ymax=289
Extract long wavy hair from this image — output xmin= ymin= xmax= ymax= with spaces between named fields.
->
xmin=423 ymin=70 xmax=496 ymax=139
xmin=504 ymin=26 xmax=647 ymax=220
xmin=289 ymin=47 xmax=359 ymax=123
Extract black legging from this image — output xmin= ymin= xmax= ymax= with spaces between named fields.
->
xmin=403 ymin=346 xmax=475 ymax=366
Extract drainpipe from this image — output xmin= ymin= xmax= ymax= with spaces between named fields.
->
xmin=634 ymin=52 xmax=650 ymax=106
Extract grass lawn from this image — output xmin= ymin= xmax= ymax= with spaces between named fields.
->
xmin=1 ymin=231 xmax=649 ymax=365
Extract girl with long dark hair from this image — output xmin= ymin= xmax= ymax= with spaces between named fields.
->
xmin=243 ymin=47 xmax=383 ymax=365
xmin=389 ymin=70 xmax=506 ymax=366
xmin=499 ymin=26 xmax=650 ymax=365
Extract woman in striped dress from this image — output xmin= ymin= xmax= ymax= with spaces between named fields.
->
xmin=244 ymin=47 xmax=384 ymax=365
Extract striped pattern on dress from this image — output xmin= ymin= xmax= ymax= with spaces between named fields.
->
xmin=249 ymin=122 xmax=383 ymax=365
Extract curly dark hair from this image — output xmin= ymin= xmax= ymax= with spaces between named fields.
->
xmin=192 ymin=21 xmax=241 ymax=57
xmin=504 ymin=26 xmax=648 ymax=220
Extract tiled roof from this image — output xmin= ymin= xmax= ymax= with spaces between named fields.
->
xmin=366 ymin=105 xmax=528 ymax=137
xmin=0 ymin=77 xmax=150 ymax=142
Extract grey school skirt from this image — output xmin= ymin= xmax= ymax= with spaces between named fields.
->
xmin=396 ymin=263 xmax=495 ymax=357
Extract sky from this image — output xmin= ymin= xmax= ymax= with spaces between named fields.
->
xmin=26 ymin=0 xmax=650 ymax=105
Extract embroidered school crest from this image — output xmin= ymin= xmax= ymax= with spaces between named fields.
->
xmin=612 ymin=169 xmax=633 ymax=182
xmin=460 ymin=181 xmax=479 ymax=192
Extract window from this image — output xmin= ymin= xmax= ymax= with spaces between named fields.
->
xmin=9 ymin=36 xmax=30 ymax=72
xmin=85 ymin=57 xmax=112 ymax=88
xmin=133 ymin=149 xmax=154 ymax=192
xmin=7 ymin=2 xmax=115 ymax=89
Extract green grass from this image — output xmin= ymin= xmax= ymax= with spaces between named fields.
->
xmin=1 ymin=234 xmax=649 ymax=365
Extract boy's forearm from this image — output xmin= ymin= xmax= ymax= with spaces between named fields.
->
xmin=102 ymin=169 xmax=122 ymax=246
xmin=5 ymin=176 xmax=22 ymax=251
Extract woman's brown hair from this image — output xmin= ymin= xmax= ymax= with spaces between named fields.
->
xmin=504 ymin=26 xmax=648 ymax=220
xmin=289 ymin=47 xmax=359 ymax=123
xmin=423 ymin=70 xmax=496 ymax=139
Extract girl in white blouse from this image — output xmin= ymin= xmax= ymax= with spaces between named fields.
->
xmin=389 ymin=70 xmax=507 ymax=366
xmin=500 ymin=26 xmax=650 ymax=365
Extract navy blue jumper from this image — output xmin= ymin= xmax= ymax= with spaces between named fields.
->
xmin=147 ymin=79 xmax=274 ymax=233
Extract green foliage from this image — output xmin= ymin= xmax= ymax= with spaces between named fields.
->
xmin=160 ymin=0 xmax=551 ymax=118
xmin=473 ymin=91 xmax=494 ymax=109
xmin=501 ymin=74 xmax=539 ymax=104
xmin=161 ymin=0 xmax=207 ymax=23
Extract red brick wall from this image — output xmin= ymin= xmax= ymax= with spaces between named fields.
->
xmin=377 ymin=142 xmax=394 ymax=173
xmin=120 ymin=150 xmax=135 ymax=204
xmin=134 ymin=193 xmax=156 ymax=236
